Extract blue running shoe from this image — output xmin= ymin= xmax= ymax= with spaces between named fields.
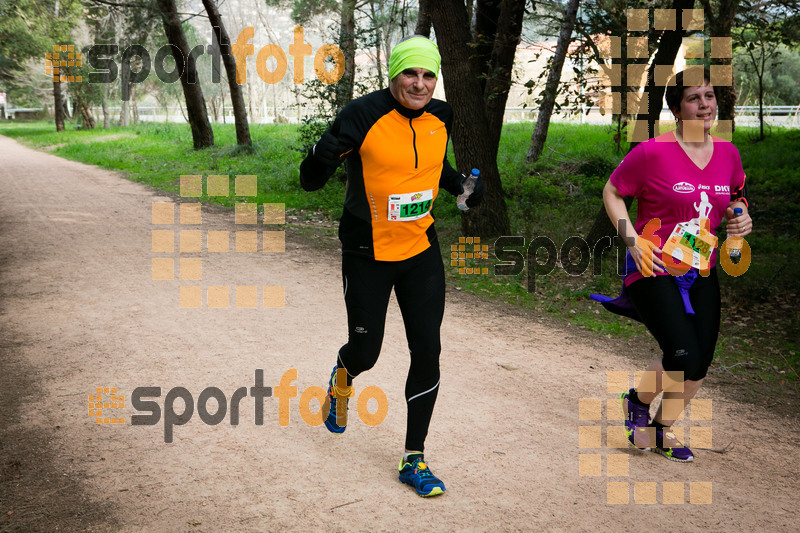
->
xmin=398 ymin=456 xmax=446 ymax=497
xmin=620 ymin=388 xmax=652 ymax=449
xmin=323 ymin=366 xmax=352 ymax=434
xmin=652 ymin=428 xmax=694 ymax=462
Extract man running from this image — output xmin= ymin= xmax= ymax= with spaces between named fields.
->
xmin=299 ymin=35 xmax=484 ymax=496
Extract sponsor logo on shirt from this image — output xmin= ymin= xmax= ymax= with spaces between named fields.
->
xmin=673 ymin=182 xmax=695 ymax=193
xmin=714 ymin=185 xmax=730 ymax=195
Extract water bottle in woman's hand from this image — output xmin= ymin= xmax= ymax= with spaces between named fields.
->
xmin=728 ymin=207 xmax=743 ymax=264
xmin=457 ymin=168 xmax=480 ymax=211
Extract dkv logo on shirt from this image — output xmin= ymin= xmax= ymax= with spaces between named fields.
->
xmin=673 ymin=182 xmax=696 ymax=193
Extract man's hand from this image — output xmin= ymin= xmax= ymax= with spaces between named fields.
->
xmin=461 ymin=175 xmax=485 ymax=208
xmin=313 ymin=132 xmax=344 ymax=168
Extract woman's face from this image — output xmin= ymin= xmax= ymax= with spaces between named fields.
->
xmin=674 ymin=82 xmax=717 ymax=132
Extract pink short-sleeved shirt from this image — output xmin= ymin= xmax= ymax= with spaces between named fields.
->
xmin=610 ymin=131 xmax=746 ymax=284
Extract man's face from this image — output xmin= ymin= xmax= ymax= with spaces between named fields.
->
xmin=389 ymin=67 xmax=437 ymax=110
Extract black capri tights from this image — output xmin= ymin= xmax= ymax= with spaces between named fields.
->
xmin=627 ymin=268 xmax=721 ymax=381
xmin=337 ymin=242 xmax=445 ymax=452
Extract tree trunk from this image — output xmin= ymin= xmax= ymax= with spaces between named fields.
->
xmin=156 ymin=0 xmax=214 ymax=149
xmin=53 ymin=80 xmax=65 ymax=131
xmin=335 ymin=0 xmax=357 ymax=112
xmin=430 ymin=0 xmax=512 ymax=237
xmin=414 ymin=0 xmax=431 ymax=38
xmin=470 ymin=0 xmax=502 ymax=96
xmin=132 ymin=85 xmax=139 ymax=125
xmin=119 ymin=59 xmax=130 ymax=127
xmin=78 ymin=99 xmax=96 ymax=129
xmin=102 ymin=84 xmax=110 ymax=129
xmin=483 ymin=0 xmax=525 ymax=149
xmin=758 ymin=72 xmax=764 ymax=140
xmin=630 ymin=0 xmax=694 ymax=146
xmin=370 ymin=0 xmax=384 ymax=89
xmin=203 ymin=0 xmax=251 ymax=145
xmin=526 ymin=0 xmax=580 ymax=163
xmin=701 ymin=0 xmax=737 ymax=131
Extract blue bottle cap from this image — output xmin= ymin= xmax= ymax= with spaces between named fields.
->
xmin=471 ymin=168 xmax=480 ymax=177
xmin=734 ymin=207 xmax=743 ymax=215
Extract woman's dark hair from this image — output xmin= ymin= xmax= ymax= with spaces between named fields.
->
xmin=664 ymin=67 xmax=715 ymax=114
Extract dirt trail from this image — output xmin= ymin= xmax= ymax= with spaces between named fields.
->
xmin=0 ymin=134 xmax=797 ymax=532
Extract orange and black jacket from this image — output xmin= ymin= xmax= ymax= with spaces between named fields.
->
xmin=300 ymin=88 xmax=463 ymax=262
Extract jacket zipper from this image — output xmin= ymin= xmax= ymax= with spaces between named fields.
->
xmin=409 ymin=118 xmax=418 ymax=169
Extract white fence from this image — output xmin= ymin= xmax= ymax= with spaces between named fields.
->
xmin=7 ymin=104 xmax=800 ymax=128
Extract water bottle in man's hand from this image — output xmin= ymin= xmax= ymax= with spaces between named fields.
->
xmin=457 ymin=168 xmax=480 ymax=211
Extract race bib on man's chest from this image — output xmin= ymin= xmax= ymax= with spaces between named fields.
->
xmin=388 ymin=190 xmax=433 ymax=221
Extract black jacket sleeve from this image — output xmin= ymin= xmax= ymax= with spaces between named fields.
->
xmin=439 ymin=158 xmax=463 ymax=197
xmin=299 ymin=146 xmax=336 ymax=192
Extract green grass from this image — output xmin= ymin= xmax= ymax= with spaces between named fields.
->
xmin=1 ymin=118 xmax=797 ymax=389
xmin=0 ymin=121 xmax=347 ymax=217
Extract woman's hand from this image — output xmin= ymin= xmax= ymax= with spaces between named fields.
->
xmin=725 ymin=203 xmax=752 ymax=237
xmin=629 ymin=236 xmax=665 ymax=277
